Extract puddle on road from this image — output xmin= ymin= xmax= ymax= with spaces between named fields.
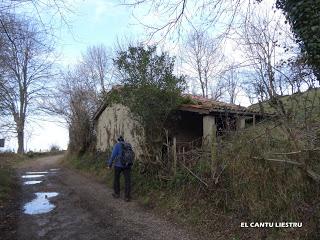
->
xmin=23 ymin=180 xmax=42 ymax=185
xmin=26 ymin=171 xmax=49 ymax=174
xmin=23 ymin=192 xmax=59 ymax=215
xmin=49 ymin=168 xmax=60 ymax=171
xmin=22 ymin=175 xmax=45 ymax=178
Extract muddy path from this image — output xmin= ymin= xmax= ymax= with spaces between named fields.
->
xmin=17 ymin=155 xmax=201 ymax=240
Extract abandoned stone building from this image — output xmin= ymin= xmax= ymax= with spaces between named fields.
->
xmin=93 ymin=95 xmax=264 ymax=158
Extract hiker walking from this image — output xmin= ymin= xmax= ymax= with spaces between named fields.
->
xmin=107 ymin=136 xmax=134 ymax=202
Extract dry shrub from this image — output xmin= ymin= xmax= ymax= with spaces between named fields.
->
xmin=212 ymin=122 xmax=320 ymax=237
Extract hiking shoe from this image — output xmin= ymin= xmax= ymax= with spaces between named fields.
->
xmin=112 ymin=193 xmax=120 ymax=199
xmin=124 ymin=197 xmax=131 ymax=202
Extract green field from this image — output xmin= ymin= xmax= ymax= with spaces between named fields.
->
xmin=249 ymin=88 xmax=320 ymax=122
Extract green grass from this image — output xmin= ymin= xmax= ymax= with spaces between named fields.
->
xmin=25 ymin=150 xmax=66 ymax=159
xmin=0 ymin=168 xmax=14 ymax=202
xmin=249 ymin=88 xmax=320 ymax=121
xmin=0 ymin=153 xmax=25 ymax=203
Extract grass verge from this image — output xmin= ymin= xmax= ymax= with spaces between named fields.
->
xmin=0 ymin=153 xmax=26 ymax=240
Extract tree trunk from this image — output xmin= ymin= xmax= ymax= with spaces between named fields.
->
xmin=17 ymin=130 xmax=24 ymax=154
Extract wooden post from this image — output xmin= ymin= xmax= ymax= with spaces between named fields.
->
xmin=165 ymin=129 xmax=169 ymax=160
xmin=182 ymin=147 xmax=185 ymax=164
xmin=173 ymin=137 xmax=177 ymax=176
xmin=253 ymin=114 xmax=256 ymax=127
xmin=211 ymin=125 xmax=217 ymax=178
xmin=203 ymin=115 xmax=215 ymax=151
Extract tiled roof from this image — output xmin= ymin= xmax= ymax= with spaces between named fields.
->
xmin=94 ymin=93 xmax=265 ymax=120
xmin=180 ymin=94 xmax=261 ymax=115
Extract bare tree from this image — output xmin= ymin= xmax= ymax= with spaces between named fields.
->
xmin=285 ymin=56 xmax=318 ymax=93
xmin=45 ymin=62 xmax=100 ymax=153
xmin=222 ymin=66 xmax=241 ymax=104
xmin=239 ymin=7 xmax=318 ymax=103
xmin=238 ymin=7 xmax=320 ymax=149
xmin=210 ymin=79 xmax=225 ymax=101
xmin=0 ymin=15 xmax=55 ymax=153
xmin=121 ymin=0 xmax=245 ymax=41
xmin=46 ymin=45 xmax=114 ymax=142
xmin=182 ymin=29 xmax=224 ymax=98
xmin=0 ymin=0 xmax=73 ymax=24
xmin=81 ymin=44 xmax=114 ymax=95
xmin=238 ymin=8 xmax=290 ymax=102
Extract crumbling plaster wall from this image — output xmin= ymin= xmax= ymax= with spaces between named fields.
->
xmin=203 ymin=115 xmax=216 ymax=150
xmin=96 ymin=103 xmax=145 ymax=158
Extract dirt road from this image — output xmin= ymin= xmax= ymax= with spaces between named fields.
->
xmin=17 ymin=155 xmax=200 ymax=240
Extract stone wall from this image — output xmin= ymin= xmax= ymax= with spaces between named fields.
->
xmin=95 ymin=103 xmax=145 ymax=158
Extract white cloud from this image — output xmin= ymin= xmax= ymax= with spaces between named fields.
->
xmin=91 ymin=0 xmax=114 ymax=23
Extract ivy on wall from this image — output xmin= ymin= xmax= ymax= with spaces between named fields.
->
xmin=276 ymin=0 xmax=320 ymax=79
xmin=107 ymin=45 xmax=187 ymax=146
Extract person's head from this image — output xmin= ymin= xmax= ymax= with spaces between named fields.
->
xmin=117 ymin=136 xmax=124 ymax=142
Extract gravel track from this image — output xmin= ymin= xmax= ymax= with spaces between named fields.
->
xmin=17 ymin=155 xmax=201 ymax=240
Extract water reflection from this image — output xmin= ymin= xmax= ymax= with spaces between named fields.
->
xmin=23 ymin=192 xmax=59 ymax=215
xmin=26 ymin=171 xmax=48 ymax=174
xmin=23 ymin=180 xmax=42 ymax=185
xmin=21 ymin=175 xmax=44 ymax=178
xmin=50 ymin=168 xmax=60 ymax=171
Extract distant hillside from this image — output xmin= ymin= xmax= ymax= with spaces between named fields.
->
xmin=249 ymin=88 xmax=320 ymax=121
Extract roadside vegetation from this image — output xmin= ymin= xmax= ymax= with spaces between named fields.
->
xmin=66 ymin=120 xmax=320 ymax=240
xmin=0 ymin=153 xmax=25 ymax=239
xmin=24 ymin=148 xmax=65 ymax=159
xmin=0 ymin=153 xmax=21 ymax=203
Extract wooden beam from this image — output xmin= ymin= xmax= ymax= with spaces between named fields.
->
xmin=172 ymin=137 xmax=177 ymax=176
xmin=211 ymin=125 xmax=217 ymax=178
xmin=180 ymin=162 xmax=208 ymax=187
xmin=306 ymin=169 xmax=320 ymax=183
xmin=253 ymin=155 xmax=320 ymax=183
xmin=253 ymin=157 xmax=303 ymax=166
xmin=272 ymin=148 xmax=320 ymax=155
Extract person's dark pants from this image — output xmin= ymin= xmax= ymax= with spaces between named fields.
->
xmin=114 ymin=166 xmax=131 ymax=199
